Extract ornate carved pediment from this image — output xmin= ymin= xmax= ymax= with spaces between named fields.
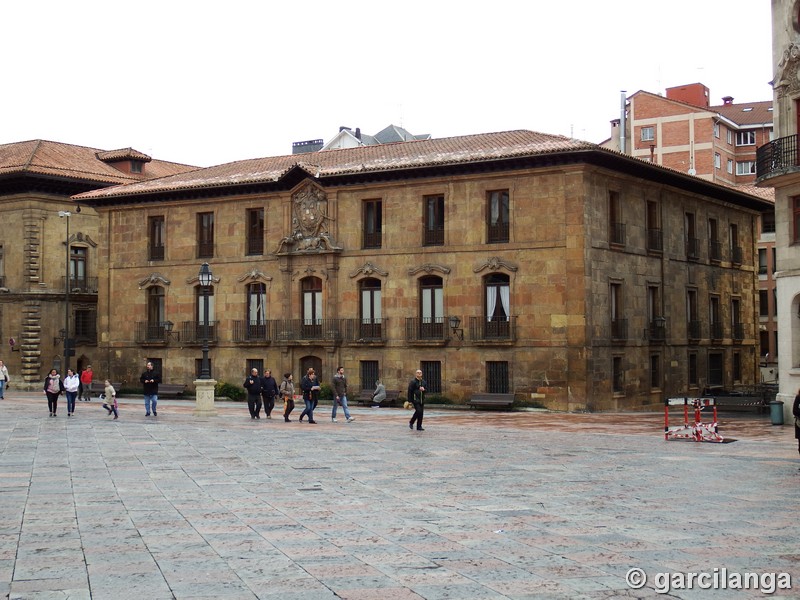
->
xmin=473 ymin=256 xmax=519 ymax=274
xmin=349 ymin=262 xmax=388 ymax=279
xmin=237 ymin=269 xmax=273 ymax=284
xmin=138 ymin=273 xmax=171 ymax=288
xmin=408 ymin=264 xmax=451 ymax=276
xmin=66 ymin=232 xmax=98 ymax=248
xmin=186 ymin=274 xmax=221 ymax=285
xmin=275 ymin=182 xmax=343 ymax=255
xmin=291 ymin=266 xmax=329 ymax=281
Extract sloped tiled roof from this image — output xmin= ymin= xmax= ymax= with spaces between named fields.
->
xmin=712 ymin=101 xmax=773 ymax=127
xmin=76 ymin=130 xmax=596 ymax=200
xmin=0 ymin=140 xmax=197 ymax=186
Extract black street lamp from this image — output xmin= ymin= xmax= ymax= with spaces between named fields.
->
xmin=198 ymin=262 xmax=212 ymax=379
xmin=58 ymin=210 xmax=72 ymax=372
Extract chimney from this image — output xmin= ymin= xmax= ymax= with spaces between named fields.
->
xmin=355 ymin=127 xmax=361 ymax=140
xmin=339 ymin=126 xmax=351 ymax=132
xmin=722 ymin=96 xmax=734 ymax=105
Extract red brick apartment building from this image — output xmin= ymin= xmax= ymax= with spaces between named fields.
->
xmin=603 ymin=83 xmax=778 ymax=378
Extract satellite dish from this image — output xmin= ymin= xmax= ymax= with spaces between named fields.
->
xmin=688 ymin=168 xmax=696 ymax=175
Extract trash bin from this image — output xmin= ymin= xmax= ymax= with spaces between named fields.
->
xmin=769 ymin=400 xmax=785 ymax=426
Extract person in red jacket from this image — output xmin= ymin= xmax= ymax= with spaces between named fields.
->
xmin=80 ymin=365 xmax=93 ymax=401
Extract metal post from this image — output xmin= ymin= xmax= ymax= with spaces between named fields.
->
xmin=59 ymin=211 xmax=71 ymax=372
xmin=198 ymin=262 xmax=212 ymax=379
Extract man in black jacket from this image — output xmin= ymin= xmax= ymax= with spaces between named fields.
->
xmin=140 ymin=361 xmax=162 ymax=416
xmin=407 ymin=369 xmax=426 ymax=431
xmin=260 ymin=369 xmax=279 ymax=419
xmin=243 ymin=368 xmax=264 ymax=419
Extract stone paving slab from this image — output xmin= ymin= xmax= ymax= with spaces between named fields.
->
xmin=0 ymin=392 xmax=798 ymax=599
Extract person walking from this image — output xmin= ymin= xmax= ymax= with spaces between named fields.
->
xmin=0 ymin=360 xmax=9 ymax=399
xmin=102 ymin=380 xmax=118 ymax=419
xmin=407 ymin=369 xmax=427 ymax=431
xmin=64 ymin=368 xmax=80 ymax=417
xmin=331 ymin=366 xmax=355 ymax=423
xmin=260 ymin=369 xmax=279 ymax=419
xmin=243 ymin=368 xmax=264 ymax=420
xmin=371 ymin=378 xmax=386 ymax=408
xmin=280 ymin=372 xmax=295 ymax=422
xmin=299 ymin=368 xmax=320 ymax=423
xmin=140 ymin=361 xmax=161 ymax=416
xmin=43 ymin=368 xmax=64 ymax=417
xmin=80 ymin=365 xmax=93 ymax=401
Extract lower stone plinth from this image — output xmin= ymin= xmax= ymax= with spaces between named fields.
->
xmin=193 ymin=378 xmax=218 ymax=417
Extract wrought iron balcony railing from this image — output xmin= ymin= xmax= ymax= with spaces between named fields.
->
xmin=647 ymin=319 xmax=667 ymax=342
xmin=469 ymin=316 xmax=516 ymax=341
xmin=405 ymin=317 xmax=448 ymax=342
xmin=62 ymin=276 xmax=98 ymax=293
xmin=611 ymin=318 xmax=628 ymax=341
xmin=731 ymin=246 xmax=743 ymax=265
xmin=136 ymin=321 xmax=171 ymax=344
xmin=181 ymin=321 xmax=218 ymax=345
xmin=733 ymin=322 xmax=745 ymax=341
xmin=710 ymin=320 xmax=724 ymax=340
xmin=487 ymin=222 xmax=509 ymax=243
xmin=686 ymin=237 xmax=701 ymax=260
xmin=756 ymin=134 xmax=799 ymax=180
xmin=687 ymin=320 xmax=702 ymax=340
xmin=610 ymin=222 xmax=626 ymax=246
xmin=647 ymin=228 xmax=663 ymax=252
xmin=709 ymin=240 xmax=723 ymax=262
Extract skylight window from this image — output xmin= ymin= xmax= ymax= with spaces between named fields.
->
xmin=742 ymin=107 xmax=753 ymax=112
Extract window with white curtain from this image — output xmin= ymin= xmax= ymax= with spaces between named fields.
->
xmin=485 ymin=273 xmax=510 ymax=321
xmin=247 ymin=283 xmax=266 ymax=325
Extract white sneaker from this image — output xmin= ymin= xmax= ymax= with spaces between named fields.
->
xmin=331 ymin=418 xmax=337 ymax=423
xmin=347 ymin=417 xmax=355 ymax=423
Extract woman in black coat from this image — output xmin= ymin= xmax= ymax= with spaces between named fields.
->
xmin=43 ymin=368 xmax=65 ymax=417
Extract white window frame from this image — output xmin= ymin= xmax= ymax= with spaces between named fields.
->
xmin=714 ymin=153 xmax=721 ymax=169
xmin=640 ymin=126 xmax=654 ymax=142
xmin=735 ymin=130 xmax=756 ymax=146
xmin=736 ymin=161 xmax=756 ymax=175
xmin=727 ymin=159 xmax=733 ymax=174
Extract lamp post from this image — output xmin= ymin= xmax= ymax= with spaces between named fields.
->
xmin=58 ymin=211 xmax=72 ymax=372
xmin=198 ymin=262 xmax=212 ymax=379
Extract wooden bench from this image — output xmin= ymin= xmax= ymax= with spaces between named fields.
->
xmin=157 ymin=383 xmax=188 ymax=398
xmin=469 ymin=393 xmax=515 ymax=410
xmin=356 ymin=389 xmax=401 ymax=406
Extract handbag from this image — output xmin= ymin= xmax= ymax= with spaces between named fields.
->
xmin=403 ymin=400 xmax=413 ymax=410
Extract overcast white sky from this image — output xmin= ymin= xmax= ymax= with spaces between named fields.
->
xmin=1 ymin=1 xmax=773 ymax=168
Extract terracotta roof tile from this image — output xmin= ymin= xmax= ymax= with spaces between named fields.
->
xmin=0 ymin=139 xmax=196 ymax=185
xmin=75 ymin=130 xmax=595 ymax=199
xmin=712 ymin=101 xmax=773 ymax=127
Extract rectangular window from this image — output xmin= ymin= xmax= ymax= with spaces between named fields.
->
xmin=688 ymin=353 xmax=698 ymax=387
xmin=759 ymin=290 xmax=769 ymax=317
xmin=246 ymin=358 xmax=264 ymax=374
xmin=733 ymin=352 xmax=742 ymax=382
xmin=640 ymin=126 xmax=654 ymax=141
xmin=736 ymin=161 xmax=756 ymax=175
xmin=732 ymin=298 xmax=743 ymax=340
xmin=423 ymin=195 xmax=445 ymax=246
xmin=610 ymin=282 xmax=626 ymax=340
xmin=197 ymin=212 xmax=214 ymax=258
xmin=762 ymin=211 xmax=775 ymax=234
xmin=148 ymin=216 xmax=165 ymax=261
xmin=650 ymin=354 xmax=661 ymax=389
xmin=360 ymin=360 xmax=380 ymax=392
xmin=773 ymin=247 xmax=777 ymax=273
xmin=710 ymin=295 xmax=722 ymax=339
xmin=794 ymin=198 xmax=800 ymax=243
xmin=486 ymin=361 xmax=509 ymax=393
xmin=685 ymin=212 xmax=698 ymax=259
xmin=727 ymin=159 xmax=733 ymax=174
xmin=727 ymin=129 xmax=733 ymax=145
xmin=612 ymin=356 xmax=624 ymax=393
xmin=708 ymin=353 xmax=723 ymax=387
xmin=714 ymin=153 xmax=721 ymax=169
xmin=758 ymin=248 xmax=768 ymax=274
xmin=708 ymin=218 xmax=721 ymax=261
xmin=609 ymin=191 xmax=625 ymax=245
xmin=362 ymin=199 xmax=382 ymax=249
xmin=646 ymin=200 xmax=662 ymax=252
xmin=420 ymin=361 xmax=441 ymax=394
xmin=73 ymin=309 xmax=96 ymax=342
xmin=714 ymin=123 xmax=720 ymax=138
xmin=687 ymin=289 xmax=700 ymax=339
xmin=246 ymin=208 xmax=264 ymax=255
xmin=735 ymin=130 xmax=756 ymax=146
xmin=487 ymin=190 xmax=510 ymax=243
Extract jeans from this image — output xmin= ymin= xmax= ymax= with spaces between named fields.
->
xmin=66 ymin=391 xmax=77 ymax=413
xmin=300 ymin=398 xmax=315 ymax=421
xmin=332 ymin=394 xmax=351 ymax=419
xmin=144 ymin=394 xmax=158 ymax=414
xmin=0 ymin=380 xmax=5 ymax=398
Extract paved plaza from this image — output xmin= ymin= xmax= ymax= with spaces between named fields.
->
xmin=0 ymin=391 xmax=798 ymax=599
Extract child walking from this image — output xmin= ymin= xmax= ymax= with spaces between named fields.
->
xmin=102 ymin=380 xmax=118 ymax=419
